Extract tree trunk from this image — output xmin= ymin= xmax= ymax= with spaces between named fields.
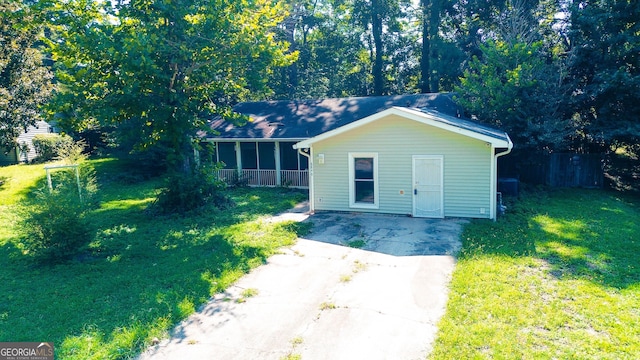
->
xmin=284 ymin=13 xmax=298 ymax=98
xmin=429 ymin=0 xmax=441 ymax=92
xmin=420 ymin=0 xmax=431 ymax=93
xmin=371 ymin=0 xmax=384 ymax=95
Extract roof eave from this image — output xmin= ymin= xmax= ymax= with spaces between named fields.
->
xmin=205 ymin=137 xmax=309 ymax=142
xmin=294 ymin=107 xmax=510 ymax=148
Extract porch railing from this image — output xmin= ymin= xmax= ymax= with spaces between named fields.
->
xmin=241 ymin=169 xmax=277 ymax=187
xmin=280 ymin=169 xmax=309 ymax=188
xmin=216 ymin=169 xmax=239 ymax=183
xmin=215 ymin=169 xmax=308 ymax=188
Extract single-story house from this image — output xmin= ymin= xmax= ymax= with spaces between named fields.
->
xmin=0 ymin=120 xmax=57 ymax=165
xmin=206 ymin=93 xmax=512 ymax=219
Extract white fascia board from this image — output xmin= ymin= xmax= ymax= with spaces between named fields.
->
xmin=293 ymin=107 xmax=511 ymax=149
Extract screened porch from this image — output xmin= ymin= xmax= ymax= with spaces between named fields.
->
xmin=211 ymin=141 xmax=309 ymax=188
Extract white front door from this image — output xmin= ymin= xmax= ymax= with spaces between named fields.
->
xmin=413 ymin=155 xmax=444 ymax=218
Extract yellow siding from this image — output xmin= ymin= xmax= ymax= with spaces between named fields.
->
xmin=312 ymin=114 xmax=492 ymax=218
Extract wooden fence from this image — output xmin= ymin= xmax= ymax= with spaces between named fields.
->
xmin=499 ymin=153 xmax=604 ymax=188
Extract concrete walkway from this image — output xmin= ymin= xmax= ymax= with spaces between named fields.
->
xmin=138 ymin=207 xmax=465 ymax=360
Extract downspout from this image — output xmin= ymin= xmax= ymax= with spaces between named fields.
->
xmin=492 ymin=135 xmax=513 ymax=221
xmin=298 ymin=147 xmax=314 ymax=213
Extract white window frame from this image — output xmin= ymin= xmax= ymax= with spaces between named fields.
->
xmin=348 ymin=152 xmax=379 ymax=209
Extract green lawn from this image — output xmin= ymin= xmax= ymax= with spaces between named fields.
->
xmin=0 ymin=159 xmax=308 ymax=359
xmin=430 ymin=188 xmax=640 ymax=359
xmin=4 ymin=160 xmax=638 ymax=359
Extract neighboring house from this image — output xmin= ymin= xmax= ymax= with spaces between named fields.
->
xmin=207 ymin=93 xmax=512 ymax=219
xmin=0 ymin=120 xmax=57 ymax=165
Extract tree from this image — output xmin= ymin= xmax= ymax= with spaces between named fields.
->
xmin=353 ymin=0 xmax=412 ymax=95
xmin=298 ymin=1 xmax=374 ymax=97
xmin=441 ymin=0 xmax=508 ymax=59
xmin=420 ymin=0 xmax=442 ymax=93
xmin=567 ymin=0 xmax=640 ymax=150
xmin=269 ymin=0 xmax=381 ymax=99
xmin=455 ymin=0 xmax=571 ymax=152
xmin=457 ymin=40 xmax=570 ymax=151
xmin=48 ymin=0 xmax=295 ymax=173
xmin=0 ymin=0 xmax=53 ymax=151
xmin=269 ymin=0 xmax=450 ymax=98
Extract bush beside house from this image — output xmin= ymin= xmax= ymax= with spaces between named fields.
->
xmin=31 ymin=133 xmax=74 ymax=163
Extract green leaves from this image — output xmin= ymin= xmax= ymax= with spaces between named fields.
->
xmin=0 ymin=0 xmax=53 ymax=150
xmin=48 ymin=0 xmax=294 ymax=169
xmin=567 ymin=0 xmax=640 ymax=148
xmin=456 ymin=39 xmax=571 ymax=152
xmin=18 ymin=162 xmax=98 ymax=263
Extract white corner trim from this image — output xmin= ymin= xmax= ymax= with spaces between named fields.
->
xmin=298 ymin=147 xmax=314 ymax=212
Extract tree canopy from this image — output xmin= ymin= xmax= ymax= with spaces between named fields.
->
xmin=0 ymin=0 xmax=53 ymax=151
xmin=4 ymin=0 xmax=633 ymax=162
xmin=48 ymin=0 xmax=295 ymax=170
xmin=567 ymin=0 xmax=640 ymax=150
xmin=454 ymin=0 xmax=572 ymax=151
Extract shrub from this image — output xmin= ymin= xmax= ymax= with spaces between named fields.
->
xmin=19 ymin=161 xmax=98 ymax=263
xmin=152 ymin=163 xmax=233 ymax=214
xmin=32 ymin=133 xmax=74 ymax=162
xmin=20 ymin=189 xmax=90 ymax=262
xmin=55 ymin=138 xmax=87 ymax=165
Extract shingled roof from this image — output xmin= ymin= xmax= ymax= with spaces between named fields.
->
xmin=413 ymin=108 xmax=510 ymax=143
xmin=207 ymin=93 xmax=463 ymax=140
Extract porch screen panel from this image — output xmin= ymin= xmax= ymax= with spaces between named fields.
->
xmin=300 ymin=152 xmax=309 ymax=170
xmin=258 ymin=142 xmax=276 ymax=169
xmin=217 ymin=142 xmax=237 ymax=169
xmin=240 ymin=142 xmax=257 ymax=169
xmin=279 ymin=142 xmax=298 ymax=170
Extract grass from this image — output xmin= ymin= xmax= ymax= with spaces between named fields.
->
xmin=340 ymin=260 xmax=368 ymax=283
xmin=280 ymin=354 xmax=301 ymax=360
xmin=430 ymin=187 xmax=640 ymax=359
xmin=346 ymin=239 xmax=366 ymax=248
xmin=318 ymin=302 xmax=337 ymax=310
xmin=0 ymin=158 xmax=308 ymax=359
xmin=352 ymin=259 xmax=367 ymax=273
xmin=279 ymin=336 xmax=304 ymax=360
xmin=237 ymin=288 xmax=259 ymax=303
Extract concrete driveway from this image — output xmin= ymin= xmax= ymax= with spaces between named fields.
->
xmin=139 ymin=207 xmax=465 ymax=360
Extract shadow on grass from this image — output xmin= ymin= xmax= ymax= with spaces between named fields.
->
xmin=15 ymin=165 xmax=88 ymax=205
xmin=461 ymin=188 xmax=640 ymax=290
xmin=605 ymin=147 xmax=640 ymax=194
xmin=0 ymin=180 xmax=307 ymax=358
xmin=0 ymin=176 xmax=8 ymax=190
xmin=14 ymin=174 xmax=47 ymax=203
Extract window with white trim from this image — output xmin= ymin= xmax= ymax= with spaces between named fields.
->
xmin=349 ymin=153 xmax=379 ymax=209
